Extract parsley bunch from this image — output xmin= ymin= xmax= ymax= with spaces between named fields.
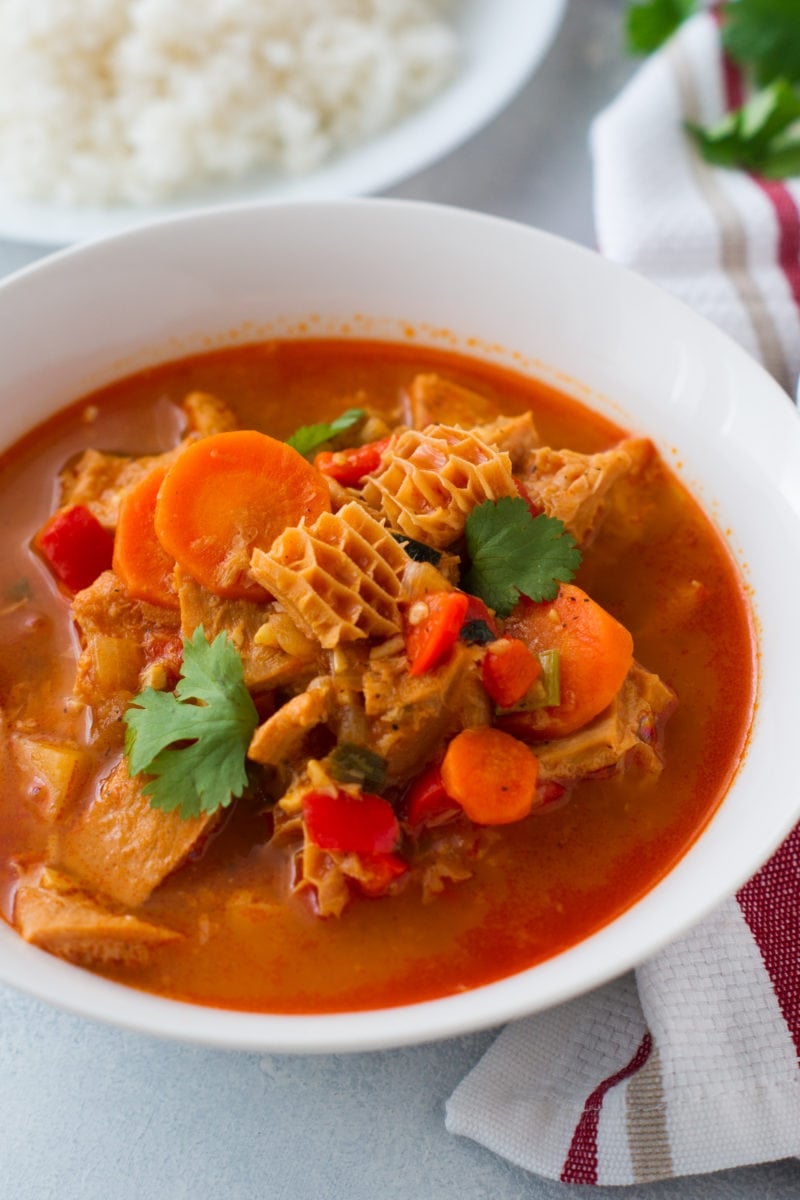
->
xmin=124 ymin=626 xmax=258 ymax=820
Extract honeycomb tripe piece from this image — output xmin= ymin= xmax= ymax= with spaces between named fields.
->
xmin=361 ymin=424 xmax=517 ymax=549
xmin=250 ymin=501 xmax=409 ymax=649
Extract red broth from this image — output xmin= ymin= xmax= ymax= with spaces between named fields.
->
xmin=0 ymin=340 xmax=755 ymax=1012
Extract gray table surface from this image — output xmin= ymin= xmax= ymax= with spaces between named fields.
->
xmin=3 ymin=2 xmax=800 ymax=1197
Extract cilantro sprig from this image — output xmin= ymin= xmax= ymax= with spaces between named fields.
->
xmin=287 ymin=408 xmax=365 ymax=456
xmin=124 ymin=626 xmax=259 ymax=820
xmin=463 ymin=497 xmax=582 ymax=618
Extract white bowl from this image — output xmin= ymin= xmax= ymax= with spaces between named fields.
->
xmin=0 ymin=0 xmax=566 ymax=245
xmin=1 ymin=200 xmax=798 ymax=1052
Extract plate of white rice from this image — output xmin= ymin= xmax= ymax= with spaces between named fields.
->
xmin=0 ymin=0 xmax=565 ymax=245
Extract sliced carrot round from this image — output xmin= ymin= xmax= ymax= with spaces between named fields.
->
xmin=502 ymin=584 xmax=634 ymax=739
xmin=154 ymin=431 xmax=331 ymax=600
xmin=441 ymin=727 xmax=539 ymax=826
xmin=113 ymin=465 xmax=178 ymax=608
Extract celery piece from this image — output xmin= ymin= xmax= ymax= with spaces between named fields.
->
xmin=497 ymin=648 xmax=561 ymax=713
xmin=538 ymin=649 xmax=561 ymax=708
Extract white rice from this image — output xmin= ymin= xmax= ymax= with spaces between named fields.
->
xmin=0 ymin=0 xmax=458 ymax=205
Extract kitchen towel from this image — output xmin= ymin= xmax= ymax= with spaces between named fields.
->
xmin=446 ymin=11 xmax=800 ymax=1186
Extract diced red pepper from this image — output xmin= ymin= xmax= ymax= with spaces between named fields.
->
xmin=462 ymin=594 xmax=500 ymax=638
xmin=302 ymin=789 xmax=400 ymax=855
xmin=33 ymin=504 xmax=114 ymax=594
xmin=482 ymin=637 xmax=542 ymax=708
xmin=355 ymin=852 xmax=408 ymax=896
xmin=404 ymin=590 xmax=470 ymax=676
xmin=313 ymin=438 xmax=391 ymax=487
xmin=513 ymin=477 xmax=543 ymax=519
xmin=405 ymin=763 xmax=460 ymax=829
xmin=535 ymin=779 xmax=567 ymax=810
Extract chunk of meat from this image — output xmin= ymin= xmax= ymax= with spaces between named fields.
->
xmin=72 ymin=570 xmax=180 ymax=728
xmin=176 ymin=569 xmax=320 ymax=692
xmin=530 ymin=662 xmax=676 ymax=784
xmin=471 ymin=413 xmax=540 ymax=471
xmin=60 ymin=392 xmax=236 ymax=528
xmin=59 ymin=447 xmax=180 ymax=530
xmin=181 ymin=391 xmax=238 ymax=437
xmin=251 ymin=502 xmax=409 ymax=648
xmin=15 ymin=867 xmax=181 ymax=967
xmin=248 ymin=679 xmax=334 ymax=767
xmin=56 ymin=759 xmax=217 ymax=908
xmin=362 ymin=424 xmax=516 ymax=549
xmin=363 ymin=644 xmax=490 ymax=785
xmin=407 ymin=374 xmax=502 ymax=429
xmin=519 ymin=438 xmax=653 ymax=547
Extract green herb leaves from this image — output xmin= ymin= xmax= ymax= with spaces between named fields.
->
xmin=687 ymin=79 xmax=800 ymax=178
xmin=624 ymin=0 xmax=800 ymax=178
xmin=463 ymin=497 xmax=582 ymax=618
xmin=286 ymin=408 xmax=365 ymax=456
xmin=723 ymin=0 xmax=800 ymax=87
xmin=124 ymin=626 xmax=259 ymax=820
xmin=625 ymin=0 xmax=696 ymax=56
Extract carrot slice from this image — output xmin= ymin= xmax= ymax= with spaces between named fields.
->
xmin=113 ymin=466 xmax=178 ymax=608
xmin=441 ymin=727 xmax=539 ymax=825
xmin=502 ymin=583 xmax=634 ymax=739
xmin=154 ymin=431 xmax=331 ymax=600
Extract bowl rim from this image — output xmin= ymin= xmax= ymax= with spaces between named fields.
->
xmin=0 ymin=196 xmax=798 ymax=1053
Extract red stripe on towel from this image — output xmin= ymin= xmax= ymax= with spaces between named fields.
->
xmin=721 ymin=51 xmax=800 ymax=319
xmin=737 ymin=824 xmax=800 ymax=1060
xmin=560 ymin=1034 xmax=653 ymax=1184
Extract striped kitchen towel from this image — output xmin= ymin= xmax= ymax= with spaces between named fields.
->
xmin=446 ymin=12 xmax=800 ymax=1186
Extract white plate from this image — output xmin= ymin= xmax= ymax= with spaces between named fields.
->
xmin=0 ymin=0 xmax=566 ymax=246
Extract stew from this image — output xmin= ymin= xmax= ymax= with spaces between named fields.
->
xmin=0 ymin=339 xmax=755 ymax=1012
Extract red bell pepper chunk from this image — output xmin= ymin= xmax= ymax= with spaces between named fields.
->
xmin=33 ymin=504 xmax=114 ymax=594
xmin=462 ymin=593 xmax=500 ymax=638
xmin=482 ymin=637 xmax=542 ymax=708
xmin=355 ymin=852 xmax=408 ymax=896
xmin=313 ymin=437 xmax=391 ymax=487
xmin=404 ymin=590 xmax=469 ymax=676
xmin=302 ymin=790 xmax=400 ymax=855
xmin=513 ymin=477 xmax=543 ymax=518
xmin=535 ymin=779 xmax=567 ymax=811
xmin=405 ymin=763 xmax=460 ymax=829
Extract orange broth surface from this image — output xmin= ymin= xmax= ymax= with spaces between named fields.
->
xmin=0 ymin=339 xmax=756 ymax=1012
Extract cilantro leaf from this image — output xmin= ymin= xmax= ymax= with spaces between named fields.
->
xmin=625 ymin=0 xmax=696 ymax=56
xmin=124 ymin=626 xmax=259 ymax=820
xmin=722 ymin=0 xmax=800 ymax=87
xmin=286 ymin=408 xmax=365 ymax=456
xmin=687 ymin=79 xmax=800 ymax=178
xmin=463 ymin=497 xmax=582 ymax=618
